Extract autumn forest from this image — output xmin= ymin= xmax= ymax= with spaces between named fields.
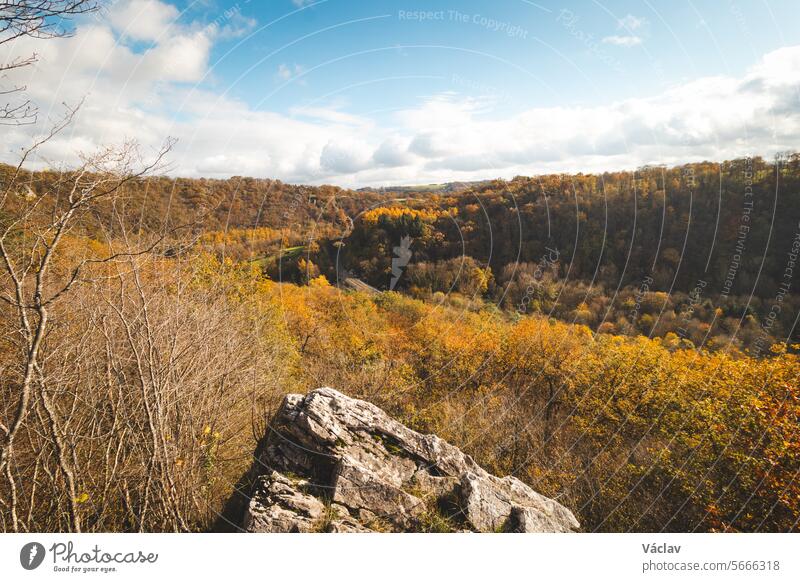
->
xmin=1 ymin=150 xmax=799 ymax=533
xmin=1 ymin=0 xmax=799 ymax=539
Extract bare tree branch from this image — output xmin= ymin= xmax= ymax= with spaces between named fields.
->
xmin=0 ymin=1 xmax=100 ymax=123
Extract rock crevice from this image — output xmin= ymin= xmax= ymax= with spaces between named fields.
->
xmin=242 ymin=387 xmax=579 ymax=533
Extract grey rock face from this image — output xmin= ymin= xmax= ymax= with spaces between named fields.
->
xmin=243 ymin=387 xmax=579 ymax=533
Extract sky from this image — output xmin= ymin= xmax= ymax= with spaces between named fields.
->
xmin=1 ymin=0 xmax=799 ymax=186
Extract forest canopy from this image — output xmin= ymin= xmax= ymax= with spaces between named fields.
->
xmin=1 ymin=153 xmax=799 ymax=533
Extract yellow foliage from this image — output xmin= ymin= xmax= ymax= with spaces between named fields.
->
xmin=361 ymin=206 xmax=446 ymax=224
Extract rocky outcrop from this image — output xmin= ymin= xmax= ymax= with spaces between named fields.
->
xmin=242 ymin=387 xmax=579 ymax=533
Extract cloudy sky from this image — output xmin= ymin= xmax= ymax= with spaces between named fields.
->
xmin=1 ymin=0 xmax=799 ymax=186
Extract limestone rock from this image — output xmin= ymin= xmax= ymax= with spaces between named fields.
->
xmin=242 ymin=387 xmax=579 ymax=533
xmin=242 ymin=471 xmax=325 ymax=533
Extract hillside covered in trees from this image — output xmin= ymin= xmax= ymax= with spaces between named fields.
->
xmin=8 ymin=153 xmax=797 ymax=352
xmin=1 ymin=153 xmax=799 ymax=533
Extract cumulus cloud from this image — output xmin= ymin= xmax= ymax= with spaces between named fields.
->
xmin=1 ymin=1 xmax=799 ymax=188
xmin=107 ymin=0 xmax=180 ymax=42
xmin=372 ymin=137 xmax=416 ymax=167
xmin=320 ymin=139 xmax=373 ymax=174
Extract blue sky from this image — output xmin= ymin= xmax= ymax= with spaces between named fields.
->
xmin=197 ymin=0 xmax=798 ymax=113
xmin=3 ymin=0 xmax=800 ymax=185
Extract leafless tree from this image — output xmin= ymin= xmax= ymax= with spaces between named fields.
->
xmin=0 ymin=114 xmax=174 ymax=530
xmin=0 ymin=1 xmax=294 ymax=534
xmin=1 ymin=1 xmax=100 ymax=124
xmin=0 ymin=116 xmax=296 ymax=532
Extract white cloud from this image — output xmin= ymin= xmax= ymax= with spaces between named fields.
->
xmin=372 ymin=137 xmax=416 ymax=167
xmin=290 ymin=105 xmax=372 ymax=128
xmin=1 ymin=0 xmax=799 ymax=188
xmin=320 ymin=138 xmax=373 ymax=174
xmin=211 ymin=10 xmax=257 ymax=40
xmin=139 ymin=30 xmax=212 ymax=83
xmin=618 ymin=14 xmax=646 ymax=31
xmin=276 ymin=63 xmax=305 ymax=82
xmin=277 ymin=63 xmax=292 ymax=80
xmin=107 ymin=0 xmax=180 ymax=42
xmin=607 ymin=14 xmax=647 ymax=47
xmin=602 ymin=35 xmax=643 ymax=47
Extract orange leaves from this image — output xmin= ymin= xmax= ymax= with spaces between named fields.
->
xmin=361 ymin=206 xmax=447 ymax=225
xmin=308 ymin=274 xmax=331 ymax=287
xmin=187 ymin=263 xmax=800 ymax=531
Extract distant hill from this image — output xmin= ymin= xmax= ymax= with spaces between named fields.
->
xmin=357 ymin=180 xmax=494 ymax=194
